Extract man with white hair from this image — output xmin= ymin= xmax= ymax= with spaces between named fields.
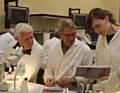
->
xmin=13 ymin=23 xmax=44 ymax=82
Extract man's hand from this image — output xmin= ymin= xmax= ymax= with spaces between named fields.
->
xmin=57 ymin=76 xmax=75 ymax=87
xmin=45 ymin=78 xmax=55 ymax=87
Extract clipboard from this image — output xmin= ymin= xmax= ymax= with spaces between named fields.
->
xmin=75 ymin=66 xmax=111 ymax=79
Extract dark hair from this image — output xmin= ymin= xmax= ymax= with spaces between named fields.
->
xmin=86 ymin=8 xmax=116 ymax=33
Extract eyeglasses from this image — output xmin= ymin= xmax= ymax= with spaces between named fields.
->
xmin=62 ymin=32 xmax=76 ymax=37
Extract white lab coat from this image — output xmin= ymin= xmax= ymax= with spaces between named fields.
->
xmin=43 ymin=37 xmax=60 ymax=53
xmin=95 ymin=29 xmax=120 ymax=73
xmin=43 ymin=37 xmax=60 ymax=68
xmin=17 ymin=40 xmax=44 ymax=82
xmin=0 ymin=32 xmax=16 ymax=50
xmin=0 ymin=32 xmax=17 ymax=66
xmin=44 ymin=38 xmax=93 ymax=82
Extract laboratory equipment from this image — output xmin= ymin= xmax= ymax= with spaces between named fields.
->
xmin=0 ymin=49 xmax=9 ymax=91
xmin=7 ymin=62 xmax=25 ymax=93
xmin=7 ymin=46 xmax=23 ymax=72
xmin=75 ymin=66 xmax=111 ymax=93
xmin=93 ymin=68 xmax=120 ymax=93
xmin=21 ymin=78 xmax=28 ymax=93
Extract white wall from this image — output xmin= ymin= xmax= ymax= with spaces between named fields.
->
xmin=104 ymin=0 xmax=120 ymax=22
xmin=19 ymin=0 xmax=104 ymax=15
xmin=70 ymin=0 xmax=105 ymax=13
xmin=0 ymin=0 xmax=5 ymax=32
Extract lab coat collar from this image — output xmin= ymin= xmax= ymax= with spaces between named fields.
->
xmin=109 ymin=29 xmax=120 ymax=44
xmin=99 ymin=28 xmax=120 ymax=47
xmin=74 ymin=38 xmax=80 ymax=46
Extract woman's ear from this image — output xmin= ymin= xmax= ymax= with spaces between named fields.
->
xmin=104 ymin=15 xmax=109 ymax=22
xmin=15 ymin=36 xmax=19 ymax=41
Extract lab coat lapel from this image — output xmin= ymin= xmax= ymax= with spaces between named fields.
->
xmin=108 ymin=29 xmax=120 ymax=46
xmin=54 ymin=39 xmax=79 ymax=81
xmin=96 ymin=35 xmax=110 ymax=65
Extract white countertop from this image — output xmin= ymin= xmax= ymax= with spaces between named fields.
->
xmin=0 ymin=82 xmax=77 ymax=93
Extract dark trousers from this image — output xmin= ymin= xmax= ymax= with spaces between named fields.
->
xmin=36 ymin=68 xmax=45 ymax=85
